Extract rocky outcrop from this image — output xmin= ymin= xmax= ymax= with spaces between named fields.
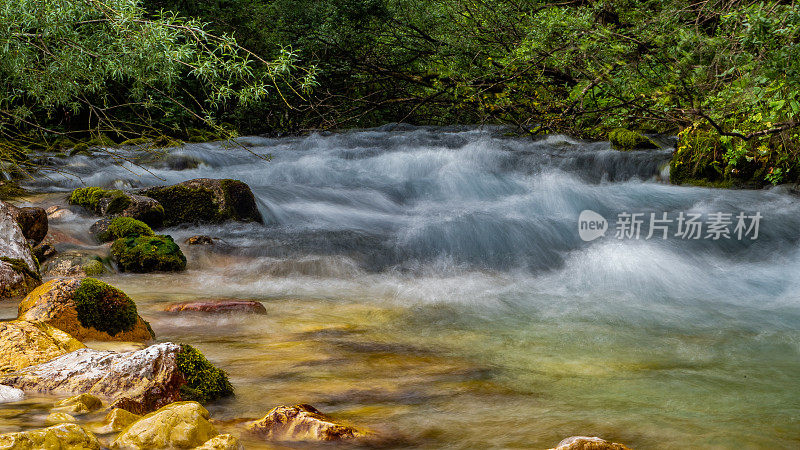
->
xmin=110 ymin=235 xmax=186 ymax=273
xmin=8 ymin=204 xmax=48 ymax=246
xmin=164 ymin=300 xmax=266 ymax=314
xmin=0 ymin=200 xmax=40 ymax=299
xmin=549 ymin=436 xmax=632 ymax=450
xmin=0 ymin=321 xmax=84 ymax=374
xmin=111 ymin=401 xmax=218 ymax=449
xmin=0 ymin=423 xmax=101 ymax=449
xmin=195 ymin=434 xmax=244 ymax=450
xmin=17 ymin=278 xmax=154 ymax=342
xmin=0 ymin=343 xmax=184 ymax=414
xmin=246 ymin=404 xmax=364 ymax=442
xmin=140 ymin=178 xmax=262 ymax=226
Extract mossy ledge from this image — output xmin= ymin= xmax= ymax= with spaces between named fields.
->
xmin=608 ymin=128 xmax=659 ymax=151
xmin=73 ymin=278 xmax=138 ymax=336
xmin=97 ymin=217 xmax=153 ymax=243
xmin=0 ymin=257 xmax=40 ymax=283
xmin=110 ymin=235 xmax=186 ymax=273
xmin=176 ymin=344 xmax=234 ymax=403
xmin=69 ymin=187 xmax=130 ymax=215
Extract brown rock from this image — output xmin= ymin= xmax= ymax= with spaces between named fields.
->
xmin=0 ymin=423 xmax=101 ymax=449
xmin=164 ymin=300 xmax=266 ymax=314
xmin=246 ymin=404 xmax=364 ymax=442
xmin=8 ymin=205 xmax=48 ymax=246
xmin=140 ymin=178 xmax=262 ymax=226
xmin=0 ymin=320 xmax=85 ymax=374
xmin=0 ymin=343 xmax=185 ymax=415
xmin=185 ymin=235 xmax=214 ymax=245
xmin=18 ymin=278 xmax=154 ymax=342
xmin=550 ymin=436 xmax=632 ymax=450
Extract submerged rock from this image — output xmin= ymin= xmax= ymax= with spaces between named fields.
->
xmin=164 ymin=300 xmax=266 ymax=315
xmin=93 ymin=408 xmax=142 ymax=433
xmin=140 ymin=178 xmax=262 ymax=226
xmin=0 ymin=423 xmax=101 ymax=449
xmin=45 ymin=411 xmax=77 ymax=425
xmin=8 ymin=204 xmax=48 ymax=246
xmin=18 ymin=278 xmax=155 ymax=342
xmin=550 ymin=436 xmax=632 ymax=450
xmin=52 ymin=393 xmax=103 ymax=415
xmin=0 ymin=321 xmax=84 ymax=374
xmin=0 ymin=343 xmax=184 ymax=414
xmin=0 ymin=200 xmax=41 ymax=299
xmin=195 ymin=434 xmax=244 ymax=450
xmin=111 ymin=401 xmax=218 ymax=449
xmin=246 ymin=404 xmax=365 ymax=442
xmin=110 ymin=235 xmax=186 ymax=273
xmin=185 ymin=235 xmax=214 ymax=245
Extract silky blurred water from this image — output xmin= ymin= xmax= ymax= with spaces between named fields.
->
xmin=5 ymin=125 xmax=800 ymax=448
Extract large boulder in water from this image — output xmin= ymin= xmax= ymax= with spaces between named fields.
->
xmin=69 ymin=187 xmax=164 ymax=228
xmin=0 ymin=200 xmax=41 ymax=299
xmin=549 ymin=436 xmax=632 ymax=450
xmin=7 ymin=204 xmax=48 ymax=246
xmin=17 ymin=278 xmax=155 ymax=342
xmin=246 ymin=404 xmax=365 ymax=442
xmin=0 ymin=423 xmax=101 ymax=449
xmin=111 ymin=401 xmax=218 ymax=449
xmin=0 ymin=342 xmax=233 ymax=414
xmin=0 ymin=321 xmax=84 ymax=374
xmin=140 ymin=178 xmax=262 ymax=226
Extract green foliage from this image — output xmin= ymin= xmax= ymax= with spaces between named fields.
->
xmin=110 ymin=235 xmax=186 ymax=272
xmin=100 ymin=217 xmax=154 ymax=243
xmin=609 ymin=129 xmax=658 ymax=151
xmin=69 ymin=187 xmax=131 ymax=214
xmin=72 ymin=278 xmax=138 ymax=336
xmin=176 ymin=344 xmax=234 ymax=404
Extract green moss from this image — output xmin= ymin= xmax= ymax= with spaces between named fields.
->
xmin=69 ymin=143 xmax=90 ymax=156
xmin=82 ymin=259 xmax=106 ymax=276
xmin=86 ymin=134 xmax=117 ymax=148
xmin=609 ymin=128 xmax=658 ymax=151
xmin=0 ymin=181 xmax=26 ymax=200
xmin=72 ymin=278 xmax=138 ymax=336
xmin=152 ymin=135 xmax=183 ymax=148
xmin=143 ymin=185 xmax=220 ymax=226
xmin=110 ymin=235 xmax=186 ymax=272
xmin=670 ymin=127 xmax=727 ymax=186
xmin=119 ymin=137 xmax=151 ymax=147
xmin=69 ymin=187 xmax=131 ymax=214
xmin=0 ymin=257 xmax=40 ymax=282
xmin=176 ymin=344 xmax=234 ymax=404
xmin=97 ymin=217 xmax=154 ymax=242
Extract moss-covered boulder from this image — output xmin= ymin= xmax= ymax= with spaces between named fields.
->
xmin=140 ymin=178 xmax=262 ymax=226
xmin=0 ymin=320 xmax=85 ymax=374
xmin=17 ymin=278 xmax=155 ymax=342
xmin=41 ymin=251 xmax=107 ymax=278
xmin=246 ymin=404 xmax=365 ymax=442
xmin=110 ymin=235 xmax=186 ymax=273
xmin=111 ymin=401 xmax=218 ymax=449
xmin=0 ymin=200 xmax=41 ymax=299
xmin=69 ymin=188 xmax=164 ymax=227
xmin=94 ymin=217 xmax=153 ymax=243
xmin=176 ymin=344 xmax=233 ymax=404
xmin=609 ymin=128 xmax=659 ymax=151
xmin=0 ymin=423 xmax=101 ymax=449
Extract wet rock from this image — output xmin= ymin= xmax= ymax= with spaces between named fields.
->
xmin=18 ymin=278 xmax=154 ymax=342
xmin=69 ymin=187 xmax=164 ymax=228
xmin=110 ymin=235 xmax=186 ymax=273
xmin=0 ymin=200 xmax=40 ymax=299
xmin=41 ymin=251 xmax=106 ymax=278
xmin=164 ymin=300 xmax=266 ymax=315
xmin=31 ymin=242 xmax=57 ymax=264
xmin=93 ymin=217 xmax=153 ymax=243
xmin=140 ymin=178 xmax=262 ymax=226
xmin=109 ymin=194 xmax=164 ymax=228
xmin=45 ymin=411 xmax=77 ymax=425
xmin=550 ymin=436 xmax=632 ymax=450
xmin=246 ymin=404 xmax=364 ymax=442
xmin=0 ymin=423 xmax=101 ymax=449
xmin=8 ymin=205 xmax=48 ymax=246
xmin=93 ymin=408 xmax=141 ymax=433
xmin=45 ymin=205 xmax=73 ymax=221
xmin=185 ymin=235 xmax=214 ymax=245
xmin=111 ymin=401 xmax=218 ymax=449
xmin=52 ymin=393 xmax=103 ymax=415
xmin=609 ymin=128 xmax=658 ymax=151
xmin=195 ymin=434 xmax=244 ymax=450
xmin=0 ymin=343 xmax=184 ymax=415
xmin=0 ymin=385 xmax=24 ymax=403
xmin=0 ymin=321 xmax=84 ymax=374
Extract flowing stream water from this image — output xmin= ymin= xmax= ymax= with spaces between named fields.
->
xmin=3 ymin=125 xmax=800 ymax=448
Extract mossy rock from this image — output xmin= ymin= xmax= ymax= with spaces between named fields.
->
xmin=69 ymin=143 xmax=91 ymax=156
xmin=110 ymin=235 xmax=186 ymax=273
xmin=95 ymin=217 xmax=153 ymax=243
xmin=0 ymin=257 xmax=41 ymax=284
xmin=86 ymin=134 xmax=117 ymax=148
xmin=72 ymin=278 xmax=139 ymax=336
xmin=69 ymin=187 xmax=131 ymax=215
xmin=0 ymin=181 xmax=26 ymax=200
xmin=140 ymin=178 xmax=262 ymax=226
xmin=608 ymin=128 xmax=659 ymax=151
xmin=176 ymin=344 xmax=234 ymax=404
